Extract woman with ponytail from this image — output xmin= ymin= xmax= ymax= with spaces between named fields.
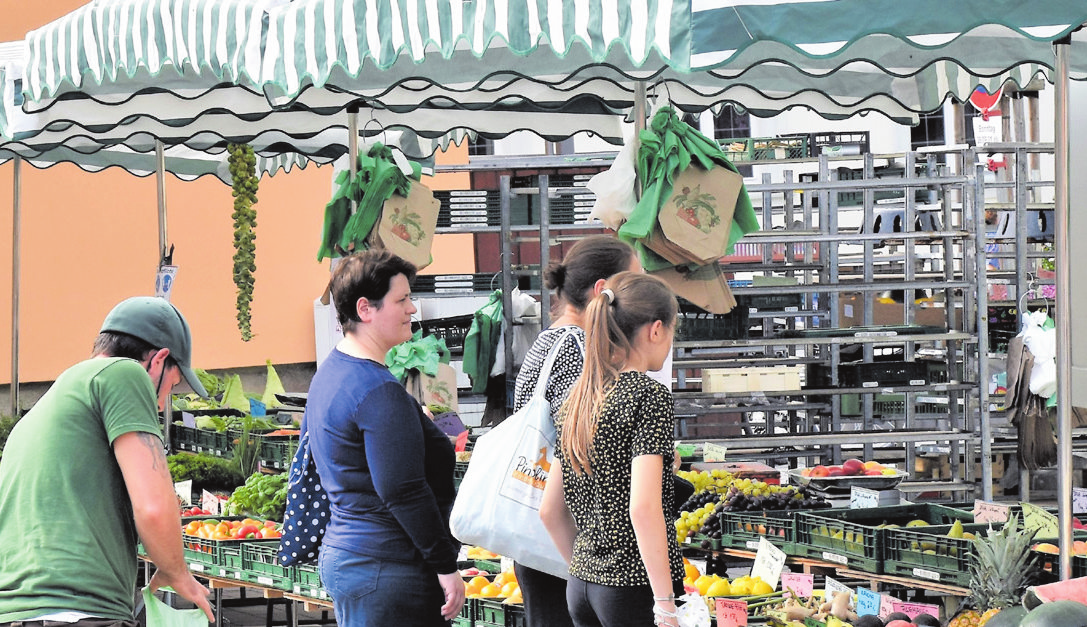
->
xmin=508 ymin=235 xmax=639 ymax=627
xmin=540 ymin=272 xmax=683 ymax=627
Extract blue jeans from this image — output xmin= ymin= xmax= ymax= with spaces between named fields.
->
xmin=319 ymin=545 xmax=449 ymax=627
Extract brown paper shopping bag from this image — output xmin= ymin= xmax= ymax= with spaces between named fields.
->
xmin=651 ymin=263 xmax=737 ymax=314
xmin=372 ymin=181 xmax=441 ymax=270
xmin=405 ymin=363 xmax=460 ymax=412
xmin=656 ymin=165 xmax=744 ymax=266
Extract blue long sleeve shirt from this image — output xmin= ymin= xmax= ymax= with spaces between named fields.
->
xmin=306 ymin=349 xmax=459 ymax=574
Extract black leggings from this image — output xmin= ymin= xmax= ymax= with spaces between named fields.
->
xmin=513 ymin=563 xmax=575 ymax=627
xmin=566 ymin=577 xmax=684 ymax=627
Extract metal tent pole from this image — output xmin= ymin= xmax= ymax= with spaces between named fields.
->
xmin=348 ymin=107 xmax=359 ymax=215
xmin=10 ymin=157 xmax=20 ymax=420
xmin=1054 ymin=35 xmax=1073 ymax=581
xmin=155 ymin=141 xmax=168 ymax=261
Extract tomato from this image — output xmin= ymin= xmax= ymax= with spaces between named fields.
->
xmin=262 ymin=529 xmax=281 ymax=539
xmin=264 ymin=520 xmax=278 ymax=528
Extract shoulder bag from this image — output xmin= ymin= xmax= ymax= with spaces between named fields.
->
xmin=276 ymin=428 xmax=331 ymax=566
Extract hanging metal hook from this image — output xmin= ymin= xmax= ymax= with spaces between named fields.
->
xmin=361 ymin=109 xmax=388 ymax=147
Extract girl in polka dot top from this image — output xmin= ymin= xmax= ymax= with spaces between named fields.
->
xmin=540 ymin=272 xmax=684 ymax=627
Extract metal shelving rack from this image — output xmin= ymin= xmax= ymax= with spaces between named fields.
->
xmin=431 ymin=147 xmax=992 ymax=498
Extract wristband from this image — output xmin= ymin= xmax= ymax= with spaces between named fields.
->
xmin=653 ymin=594 xmax=675 ymax=602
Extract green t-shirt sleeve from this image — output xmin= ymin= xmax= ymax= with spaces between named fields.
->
xmin=93 ymin=359 xmax=164 ymax=445
xmin=631 ymin=379 xmax=674 ymax=458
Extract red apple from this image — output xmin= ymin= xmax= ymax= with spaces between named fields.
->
xmin=827 ymin=467 xmax=846 ymax=477
xmin=865 ymin=468 xmax=884 ymax=476
xmin=842 ymin=459 xmax=865 ymax=476
xmin=810 ymin=465 xmax=830 ymax=478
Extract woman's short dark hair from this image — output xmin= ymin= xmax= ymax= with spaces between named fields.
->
xmin=543 ymin=235 xmax=635 ymax=312
xmin=330 ymin=250 xmax=417 ymax=332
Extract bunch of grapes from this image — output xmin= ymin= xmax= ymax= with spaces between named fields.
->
xmin=719 ymin=484 xmax=831 ymax=512
xmin=228 ymin=143 xmax=259 ymax=341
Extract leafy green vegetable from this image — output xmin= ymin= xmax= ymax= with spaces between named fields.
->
xmin=224 ymin=472 xmax=289 ymax=520
xmin=195 ymin=369 xmax=226 ymax=398
xmin=167 ymin=453 xmax=246 ymax=492
xmin=221 ymin=374 xmax=250 ymax=413
xmin=262 ymin=360 xmax=286 ymax=409
xmin=231 ymin=419 xmax=262 ymax=477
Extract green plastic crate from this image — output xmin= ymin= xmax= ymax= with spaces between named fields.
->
xmin=181 ymin=535 xmax=220 ymax=570
xmin=216 ymin=540 xmax=247 ymax=580
xmin=719 ymin=510 xmax=797 ymax=555
xmin=477 ymin=598 xmax=509 ymax=626
xmin=171 ymin=424 xmax=201 ymax=453
xmin=241 ymin=541 xmax=294 ymax=590
xmin=258 ymin=436 xmax=298 ymax=470
xmin=292 ymin=563 xmax=328 ymax=599
xmin=454 ymin=461 xmax=470 ymax=492
xmin=794 ymin=504 xmax=973 ymax=574
xmin=507 ymin=604 xmax=526 ymax=627
xmin=883 ymin=522 xmax=990 ymax=586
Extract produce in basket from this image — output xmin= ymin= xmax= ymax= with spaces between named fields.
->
xmin=947 ymin=513 xmax=1042 ymax=627
xmin=223 ymin=472 xmax=289 ymax=521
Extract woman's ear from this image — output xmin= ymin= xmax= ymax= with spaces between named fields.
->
xmin=355 ymin=297 xmax=372 ymax=323
xmin=590 ymin=278 xmax=608 ymax=297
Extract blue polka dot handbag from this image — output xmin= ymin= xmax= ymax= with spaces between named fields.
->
xmin=276 ymin=429 xmax=330 ymax=566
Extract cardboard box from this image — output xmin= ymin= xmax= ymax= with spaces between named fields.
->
xmin=837 ymin=293 xmax=961 ymax=328
xmin=703 ymin=365 xmax=803 ymax=393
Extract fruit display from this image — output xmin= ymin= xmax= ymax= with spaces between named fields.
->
xmin=463 ymin=569 xmax=521 ymax=603
xmin=675 ymin=469 xmax=829 ymax=546
xmin=180 ymin=506 xmax=213 ymax=517
xmin=946 ymin=514 xmax=1042 ymax=627
xmin=183 ymin=517 xmax=282 ymax=540
xmin=791 ymin=458 xmax=908 ymax=492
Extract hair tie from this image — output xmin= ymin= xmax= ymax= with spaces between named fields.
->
xmin=601 ymin=288 xmax=615 ymax=305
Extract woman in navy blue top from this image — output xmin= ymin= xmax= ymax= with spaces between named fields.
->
xmin=307 ymin=249 xmax=464 ymax=626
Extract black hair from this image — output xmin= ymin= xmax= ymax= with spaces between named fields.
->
xmin=91 ymin=331 xmax=179 ymax=370
xmin=329 ymin=249 xmax=418 ymax=333
xmin=543 ymin=235 xmax=635 ymax=312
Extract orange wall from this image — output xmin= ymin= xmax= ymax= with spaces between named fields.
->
xmin=0 ymin=0 xmax=477 ymax=383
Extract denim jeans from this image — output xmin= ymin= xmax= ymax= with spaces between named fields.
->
xmin=318 ymin=545 xmax=449 ymax=627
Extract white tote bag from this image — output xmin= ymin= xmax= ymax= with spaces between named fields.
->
xmin=449 ymin=329 xmax=579 ymax=579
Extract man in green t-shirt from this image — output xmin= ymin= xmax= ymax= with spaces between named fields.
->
xmin=0 ymin=297 xmax=215 ymax=626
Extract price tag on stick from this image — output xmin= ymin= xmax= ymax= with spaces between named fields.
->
xmin=973 ymin=499 xmax=1010 ymax=524
xmin=781 ymin=573 xmax=814 ymax=599
xmin=892 ymin=601 xmax=942 ymax=621
xmin=751 ymin=537 xmax=787 ymax=590
xmin=1021 ymin=502 xmax=1059 ymax=538
xmin=856 ymin=588 xmax=882 ymax=616
xmin=824 ymin=576 xmax=853 ymax=600
xmin=715 ymin=598 xmax=748 ymax=627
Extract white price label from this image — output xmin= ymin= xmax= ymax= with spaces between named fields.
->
xmin=703 ymin=443 xmax=729 ymax=462
xmin=913 ymin=568 xmax=941 ymax=581
xmin=824 ymin=576 xmax=853 ymax=598
xmin=821 ymin=552 xmax=848 ymax=565
xmin=750 ymin=537 xmax=786 ymax=589
xmin=850 ymin=486 xmax=880 ymax=509
xmin=174 ymin=480 xmax=192 ymax=506
xmin=190 ymin=563 xmax=205 ymax=572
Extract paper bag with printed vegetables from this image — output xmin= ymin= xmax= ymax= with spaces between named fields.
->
xmin=652 ymin=164 xmax=743 ymax=266
xmin=651 ymin=262 xmax=737 ymax=315
xmin=405 ymin=363 xmax=460 ymax=412
xmin=370 ymin=181 xmax=440 ymax=270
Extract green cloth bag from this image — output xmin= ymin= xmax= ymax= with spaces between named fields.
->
xmin=142 ymin=587 xmax=208 ymax=627
xmin=617 ymin=106 xmax=760 ymax=272
xmin=385 ymin=329 xmax=452 ymax=381
xmin=462 ymin=290 xmax=504 ymax=393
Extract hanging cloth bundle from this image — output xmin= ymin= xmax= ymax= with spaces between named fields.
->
xmin=618 ymin=106 xmax=760 ymax=273
xmin=462 ymin=290 xmax=504 ymax=394
xmin=1004 ymin=318 xmax=1056 ymax=471
xmin=317 ymin=143 xmax=423 ymax=260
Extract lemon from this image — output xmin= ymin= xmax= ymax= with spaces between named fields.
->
xmin=694 ymin=575 xmax=715 ymax=596
xmin=751 ymin=580 xmax=774 ymax=595
xmin=705 ymin=579 xmax=732 ymax=597
xmin=729 ymin=580 xmax=751 ymax=596
xmin=684 ymin=563 xmax=700 ymax=581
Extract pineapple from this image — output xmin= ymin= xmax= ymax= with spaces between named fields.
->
xmin=948 ymin=513 xmax=1041 ymax=627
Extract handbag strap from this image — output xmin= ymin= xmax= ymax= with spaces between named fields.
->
xmin=531 ymin=327 xmax=583 ymax=398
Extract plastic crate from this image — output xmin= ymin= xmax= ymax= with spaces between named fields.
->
xmin=719 ymin=136 xmax=808 ymax=163
xmin=292 ymin=563 xmax=329 ymax=599
xmin=413 ymin=274 xmax=497 ymax=295
xmin=415 ymin=314 xmax=475 ymax=352
xmin=456 ymin=597 xmax=477 ymax=626
xmin=241 ymin=541 xmax=294 ymax=590
xmin=171 ymin=424 xmax=201 ymax=453
xmin=216 ymin=541 xmax=247 ymax=580
xmin=435 ymin=190 xmax=503 ymax=227
xmin=258 ymin=436 xmax=299 ymax=471
xmin=477 ymin=598 xmax=509 ymax=626
xmin=883 ymin=522 xmax=990 ymax=586
xmin=794 ymin=504 xmax=973 ymax=574
xmin=719 ymin=510 xmax=797 ymax=555
xmin=686 ymin=532 xmax=721 ymax=551
xmin=840 ymin=393 xmax=949 ymax=416
xmin=734 ymin=293 xmax=804 ymax=312
xmin=838 ymin=360 xmax=946 ymax=388
xmin=454 ymin=461 xmax=470 ymax=492
xmin=507 ymin=603 xmax=527 ymax=627
xmin=809 ymin=131 xmax=870 ymax=156
xmin=675 ymin=306 xmax=750 ymax=341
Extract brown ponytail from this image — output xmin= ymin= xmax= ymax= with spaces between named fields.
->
xmin=559 ymin=272 xmax=678 ymax=475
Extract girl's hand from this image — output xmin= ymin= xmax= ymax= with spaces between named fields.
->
xmin=653 ymin=599 xmax=679 ymax=626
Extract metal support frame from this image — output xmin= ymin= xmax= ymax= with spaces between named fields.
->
xmin=1054 ymin=37 xmax=1073 ymax=581
xmin=10 ymin=157 xmax=19 ymax=420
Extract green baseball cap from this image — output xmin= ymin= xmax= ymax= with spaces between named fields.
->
xmin=100 ymin=296 xmax=208 ymax=397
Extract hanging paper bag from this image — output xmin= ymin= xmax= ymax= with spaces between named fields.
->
xmin=406 ymin=363 xmax=460 ymax=412
xmin=655 ymin=164 xmax=744 ymax=265
xmin=371 ymin=181 xmax=441 ymax=269
xmin=651 ymin=263 xmax=737 ymax=314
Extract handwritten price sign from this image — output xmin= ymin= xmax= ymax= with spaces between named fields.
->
xmin=751 ymin=537 xmax=786 ymax=589
xmin=781 ymin=573 xmax=814 ymax=599
xmin=856 ymin=587 xmax=882 ymax=616
xmin=972 ymin=499 xmax=1010 ymax=523
xmin=851 ymin=486 xmax=880 ymax=509
xmin=1074 ymin=488 xmax=1087 ymax=514
xmin=703 ymin=442 xmax=729 ymax=463
xmin=824 ymin=576 xmax=853 ymax=599
xmin=1021 ymin=502 xmax=1059 ymax=538
xmin=892 ymin=601 xmax=942 ymax=621
xmin=715 ymin=598 xmax=748 ymax=627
